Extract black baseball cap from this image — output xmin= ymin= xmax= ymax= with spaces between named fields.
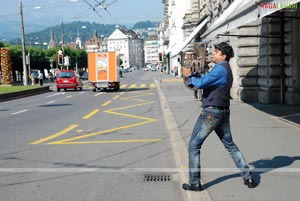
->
xmin=214 ymin=42 xmax=234 ymax=58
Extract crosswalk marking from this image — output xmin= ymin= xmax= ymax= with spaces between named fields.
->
xmin=120 ymin=83 xmax=156 ymax=89
xmin=150 ymin=83 xmax=156 ymax=88
xmin=129 ymin=84 xmax=137 ymax=88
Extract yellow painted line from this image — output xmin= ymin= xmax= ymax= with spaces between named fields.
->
xmin=162 ymin=79 xmax=182 ymax=83
xmin=129 ymin=84 xmax=137 ymax=88
xmin=82 ymin=109 xmax=100 ymax=120
xmin=140 ymin=84 xmax=146 ymax=88
xmin=121 ymin=94 xmax=151 ymax=101
xmin=76 ymin=130 xmax=84 ymax=133
xmin=120 ymin=92 xmax=125 ymax=95
xmin=48 ymin=120 xmax=155 ymax=144
xmin=108 ymin=101 xmax=155 ymax=111
xmin=121 ymin=84 xmax=128 ymax=88
xmin=128 ymin=91 xmax=154 ymax=94
xmin=150 ymin=83 xmax=156 ymax=88
xmin=106 ymin=110 xmax=157 ymax=122
xmin=113 ymin=95 xmax=120 ymax=100
xmin=102 ymin=100 xmax=112 ymax=107
xmin=49 ymin=101 xmax=157 ymax=144
xmin=31 ymin=124 xmax=79 ymax=145
xmin=122 ymin=98 xmax=145 ymax=102
xmin=51 ymin=139 xmax=161 ymax=145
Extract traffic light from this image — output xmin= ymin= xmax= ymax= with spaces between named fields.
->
xmin=159 ymin=53 xmax=162 ymax=61
xmin=58 ymin=54 xmax=63 ymax=66
xmin=64 ymin=56 xmax=69 ymax=66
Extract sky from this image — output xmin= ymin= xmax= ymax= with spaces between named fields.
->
xmin=0 ymin=0 xmax=164 ymax=27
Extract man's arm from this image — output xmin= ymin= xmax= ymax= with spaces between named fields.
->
xmin=188 ymin=65 xmax=228 ymax=89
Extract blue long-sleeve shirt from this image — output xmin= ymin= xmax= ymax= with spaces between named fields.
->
xmin=188 ymin=61 xmax=229 ymax=89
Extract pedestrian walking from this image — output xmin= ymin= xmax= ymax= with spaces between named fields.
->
xmin=48 ymin=72 xmax=54 ymax=83
xmin=30 ymin=72 xmax=36 ymax=85
xmin=174 ymin=66 xmax=178 ymax=77
xmin=181 ymin=42 xmax=256 ymax=191
xmin=38 ymin=71 xmax=44 ymax=86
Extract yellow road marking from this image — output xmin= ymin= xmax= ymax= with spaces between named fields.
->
xmin=108 ymin=101 xmax=155 ymax=111
xmin=82 ymin=109 xmax=100 ymax=120
xmin=121 ymin=84 xmax=128 ymax=88
xmin=48 ymin=102 xmax=157 ymax=144
xmin=106 ymin=110 xmax=156 ymax=122
xmin=140 ymin=84 xmax=146 ymax=88
xmin=150 ymin=83 xmax=156 ymax=88
xmin=33 ymin=89 xmax=158 ymax=145
xmin=48 ymin=120 xmax=155 ymax=144
xmin=122 ymin=94 xmax=152 ymax=101
xmin=162 ymin=79 xmax=182 ymax=83
xmin=129 ymin=84 xmax=137 ymax=88
xmin=50 ymin=139 xmax=161 ymax=145
xmin=113 ymin=95 xmax=120 ymax=100
xmin=30 ymin=124 xmax=79 ymax=145
xmin=102 ymin=100 xmax=112 ymax=107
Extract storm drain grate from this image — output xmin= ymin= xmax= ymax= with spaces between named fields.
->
xmin=143 ymin=174 xmax=172 ymax=182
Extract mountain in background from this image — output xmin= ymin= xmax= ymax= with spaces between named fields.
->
xmin=132 ymin=21 xmax=158 ymax=29
xmin=0 ymin=20 xmax=48 ymax=43
xmin=0 ymin=20 xmax=159 ymax=45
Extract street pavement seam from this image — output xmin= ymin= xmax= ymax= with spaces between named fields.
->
xmin=155 ymin=78 xmax=212 ymax=201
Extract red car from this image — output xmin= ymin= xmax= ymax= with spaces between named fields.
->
xmin=56 ymin=70 xmax=83 ymax=92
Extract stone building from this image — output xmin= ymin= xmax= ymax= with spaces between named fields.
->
xmin=107 ymin=27 xmax=144 ymax=69
xmin=144 ymin=34 xmax=159 ymax=64
xmin=162 ymin=0 xmax=300 ymax=105
xmin=85 ymin=30 xmax=103 ymax=52
xmin=48 ymin=28 xmax=57 ymax=49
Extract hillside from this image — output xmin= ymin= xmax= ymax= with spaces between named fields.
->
xmin=4 ymin=21 xmax=159 ymax=46
xmin=11 ymin=21 xmax=123 ymax=46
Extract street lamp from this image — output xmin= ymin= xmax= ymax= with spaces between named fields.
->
xmin=82 ymin=26 xmax=87 ymax=49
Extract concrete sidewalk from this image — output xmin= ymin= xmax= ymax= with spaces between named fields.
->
xmin=157 ymin=72 xmax=300 ymax=201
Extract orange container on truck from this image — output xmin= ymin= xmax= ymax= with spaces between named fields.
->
xmin=88 ymin=51 xmax=120 ymax=92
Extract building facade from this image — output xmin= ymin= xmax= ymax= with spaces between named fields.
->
xmin=107 ymin=27 xmax=144 ymax=69
xmin=48 ymin=28 xmax=57 ymax=49
xmin=161 ymin=0 xmax=300 ymax=105
xmin=85 ymin=30 xmax=103 ymax=52
xmin=144 ymin=34 xmax=159 ymax=65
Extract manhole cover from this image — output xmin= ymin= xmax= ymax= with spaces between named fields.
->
xmin=143 ymin=174 xmax=172 ymax=182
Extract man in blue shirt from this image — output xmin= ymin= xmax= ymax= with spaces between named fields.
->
xmin=181 ymin=42 xmax=256 ymax=191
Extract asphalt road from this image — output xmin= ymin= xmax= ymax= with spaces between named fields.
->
xmin=0 ymin=70 xmax=184 ymax=201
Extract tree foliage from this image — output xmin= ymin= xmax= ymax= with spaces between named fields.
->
xmin=1 ymin=43 xmax=87 ymax=76
xmin=132 ymin=21 xmax=158 ymax=29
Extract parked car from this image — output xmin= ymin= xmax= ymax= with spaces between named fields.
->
xmin=80 ymin=71 xmax=88 ymax=80
xmin=56 ymin=70 xmax=83 ymax=92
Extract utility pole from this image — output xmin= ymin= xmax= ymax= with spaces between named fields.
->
xmin=20 ymin=0 xmax=28 ymax=85
xmin=61 ymin=21 xmax=65 ymax=55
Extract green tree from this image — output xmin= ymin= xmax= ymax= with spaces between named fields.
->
xmin=4 ymin=43 xmax=87 ymax=81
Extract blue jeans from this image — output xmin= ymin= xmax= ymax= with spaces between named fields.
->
xmin=188 ymin=107 xmax=251 ymax=184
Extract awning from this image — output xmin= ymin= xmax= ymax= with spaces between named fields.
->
xmin=202 ymin=0 xmax=300 ymax=41
xmin=171 ymin=18 xmax=208 ymax=57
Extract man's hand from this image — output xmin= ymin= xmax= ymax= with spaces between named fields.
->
xmin=182 ymin=67 xmax=192 ymax=77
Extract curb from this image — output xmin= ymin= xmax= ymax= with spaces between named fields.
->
xmin=0 ymin=86 xmax=50 ymax=102
xmin=155 ymin=78 xmax=212 ymax=201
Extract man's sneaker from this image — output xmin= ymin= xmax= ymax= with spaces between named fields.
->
xmin=244 ymin=178 xmax=256 ymax=188
xmin=182 ymin=183 xmax=202 ymax=191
